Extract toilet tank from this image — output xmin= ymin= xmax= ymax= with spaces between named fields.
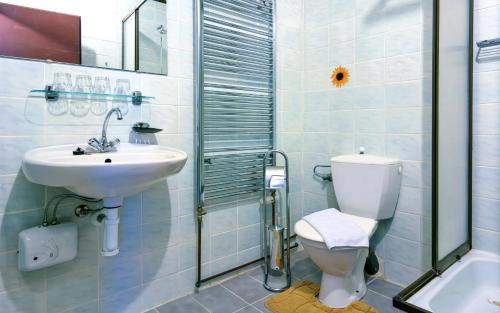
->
xmin=331 ymin=155 xmax=402 ymax=220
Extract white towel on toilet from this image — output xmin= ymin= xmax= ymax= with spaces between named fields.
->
xmin=302 ymin=208 xmax=369 ymax=250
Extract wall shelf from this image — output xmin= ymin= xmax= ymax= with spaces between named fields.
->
xmin=30 ymin=87 xmax=155 ymax=105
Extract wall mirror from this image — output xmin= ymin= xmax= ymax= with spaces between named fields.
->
xmin=0 ymin=0 xmax=167 ymax=75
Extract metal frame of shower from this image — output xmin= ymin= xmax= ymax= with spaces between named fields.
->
xmin=194 ymin=0 xmax=291 ymax=287
xmin=393 ymin=0 xmax=474 ymax=312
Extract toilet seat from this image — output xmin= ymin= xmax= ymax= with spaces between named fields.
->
xmin=295 ymin=209 xmax=378 ymax=243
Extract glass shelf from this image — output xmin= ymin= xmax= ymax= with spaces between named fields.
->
xmin=29 ymin=88 xmax=154 ymax=105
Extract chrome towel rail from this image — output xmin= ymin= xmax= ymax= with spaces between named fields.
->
xmin=197 ymin=0 xmax=275 ymax=206
xmin=476 ymin=37 xmax=500 ymax=48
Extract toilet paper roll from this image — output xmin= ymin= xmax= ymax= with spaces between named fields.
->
xmin=264 ymin=166 xmax=286 ymax=189
xmin=269 ymin=175 xmax=286 ymax=189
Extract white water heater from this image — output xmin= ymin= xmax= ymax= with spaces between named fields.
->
xmin=18 ymin=223 xmax=78 ymax=271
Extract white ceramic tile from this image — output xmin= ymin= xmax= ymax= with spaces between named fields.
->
xmin=304 ymin=91 xmax=329 ymax=112
xmin=472 ymin=197 xmax=500 ymax=233
xmin=142 ymin=247 xmax=179 ymax=283
xmin=330 ymin=0 xmax=356 ymax=21
xmin=383 ymin=235 xmax=424 ymax=269
xmin=237 ymin=223 xmax=261 ymax=252
xmin=473 ymin=135 xmax=500 ymax=167
xmin=355 ymin=11 xmax=385 ymax=39
xmin=355 ymin=59 xmax=386 ymax=86
xmin=0 ymin=58 xmax=44 ymax=98
xmin=474 ymin=104 xmax=500 ymax=135
xmin=0 ymin=280 xmax=47 ymax=313
xmin=0 ymin=174 xmax=44 ymax=215
xmin=387 ymin=212 xmax=422 ymax=242
xmin=304 ymin=48 xmax=329 ymax=70
xmin=355 ymin=109 xmax=385 ymax=133
xmin=100 ymin=255 xmax=142 ymax=298
xmin=330 ymin=87 xmax=356 ymax=110
xmin=386 ymin=107 xmax=428 ymax=134
xmin=47 ymin=267 xmax=98 ymax=313
xmin=384 ymin=260 xmax=423 ymax=286
xmin=329 ymin=19 xmax=355 ymax=44
xmin=474 ymin=71 xmax=500 ymax=104
xmin=385 ymin=26 xmax=421 ymax=57
xmin=211 ymin=230 xmax=238 ymax=260
xmin=353 ymin=85 xmax=385 ymax=109
xmin=355 ymin=134 xmax=385 ymax=155
xmin=386 ymin=134 xmax=425 ymax=161
xmin=472 ymin=227 xmax=500 ymax=255
xmin=304 ymin=27 xmax=329 ymax=49
xmin=304 ymin=0 xmax=330 ymax=30
xmin=386 ymin=53 xmax=423 ymax=82
xmin=329 ymin=41 xmax=355 ymax=66
xmin=356 ymin=35 xmax=385 ymax=62
xmin=472 ymin=166 xmax=500 ymax=199
xmin=385 ymin=81 xmax=423 ymax=107
xmin=277 ymin=0 xmax=302 ymax=29
xmin=208 ymin=205 xmax=237 ymax=235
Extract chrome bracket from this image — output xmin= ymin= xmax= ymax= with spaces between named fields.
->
xmin=131 ymin=91 xmax=142 ymax=105
xmin=313 ymin=164 xmax=332 ymax=181
xmin=45 ymin=85 xmax=59 ymax=102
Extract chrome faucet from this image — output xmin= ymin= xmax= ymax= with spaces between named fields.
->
xmin=87 ymin=108 xmax=123 ymax=153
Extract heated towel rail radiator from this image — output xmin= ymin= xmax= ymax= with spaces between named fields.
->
xmin=195 ymin=0 xmax=276 ymax=286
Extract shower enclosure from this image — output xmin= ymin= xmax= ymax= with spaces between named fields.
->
xmin=122 ymin=0 xmax=167 ymax=74
xmin=392 ymin=0 xmax=499 ymax=312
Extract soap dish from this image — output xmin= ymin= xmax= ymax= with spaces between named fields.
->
xmin=132 ymin=122 xmax=162 ymax=134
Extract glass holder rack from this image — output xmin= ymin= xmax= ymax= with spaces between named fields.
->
xmin=30 ymin=86 xmax=155 ymax=106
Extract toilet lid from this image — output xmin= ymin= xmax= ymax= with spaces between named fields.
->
xmin=295 ymin=209 xmax=378 ymax=243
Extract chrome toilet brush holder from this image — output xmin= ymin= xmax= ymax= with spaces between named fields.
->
xmin=262 ymin=150 xmax=291 ymax=292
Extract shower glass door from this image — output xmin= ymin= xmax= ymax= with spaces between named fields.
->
xmin=434 ymin=0 xmax=472 ymax=272
xmin=394 ymin=0 xmax=472 ymax=311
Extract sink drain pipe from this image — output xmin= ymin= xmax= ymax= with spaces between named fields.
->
xmin=99 ymin=197 xmax=122 ymax=256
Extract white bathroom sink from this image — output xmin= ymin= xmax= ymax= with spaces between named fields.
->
xmin=22 ymin=143 xmax=188 ymax=199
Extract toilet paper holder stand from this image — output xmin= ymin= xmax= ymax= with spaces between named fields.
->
xmin=262 ymin=150 xmax=292 ymax=292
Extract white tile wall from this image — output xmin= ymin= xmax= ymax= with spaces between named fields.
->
xmin=290 ymin=0 xmax=434 ymax=286
xmin=0 ymin=1 xmax=194 ymax=312
xmin=472 ymin=2 xmax=500 ymax=256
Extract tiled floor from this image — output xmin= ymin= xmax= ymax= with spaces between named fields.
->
xmin=148 ymin=252 xmax=404 ymax=313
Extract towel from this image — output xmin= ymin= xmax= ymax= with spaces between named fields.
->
xmin=302 ymin=208 xmax=369 ymax=250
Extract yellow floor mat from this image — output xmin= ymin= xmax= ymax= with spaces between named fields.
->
xmin=265 ymin=281 xmax=379 ymax=313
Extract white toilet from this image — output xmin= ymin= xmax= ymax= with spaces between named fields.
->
xmin=294 ymin=154 xmax=402 ymax=308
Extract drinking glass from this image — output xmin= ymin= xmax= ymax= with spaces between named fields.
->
xmin=71 ymin=75 xmax=92 ymax=116
xmin=112 ymin=78 xmax=131 ymax=115
xmin=48 ymin=72 xmax=71 ymax=116
xmin=92 ymin=76 xmax=111 ymax=115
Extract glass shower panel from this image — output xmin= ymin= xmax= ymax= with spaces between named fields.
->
xmin=436 ymin=0 xmax=471 ymax=262
xmin=138 ymin=0 xmax=167 ymax=74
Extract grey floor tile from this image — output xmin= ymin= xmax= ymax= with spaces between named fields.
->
xmin=291 ymin=257 xmax=319 ymax=279
xmin=235 ymin=306 xmax=262 ymax=313
xmin=192 ymin=285 xmax=247 ymax=313
xmin=222 ymin=274 xmax=273 ymax=304
xmin=302 ymin=271 xmax=322 ymax=284
xmin=363 ymin=290 xmax=403 ymax=313
xmin=246 ymin=266 xmax=265 ymax=283
xmin=156 ymin=296 xmax=209 ymax=313
xmin=251 ymin=295 xmax=273 ymax=313
xmin=367 ymin=279 xmax=403 ymax=298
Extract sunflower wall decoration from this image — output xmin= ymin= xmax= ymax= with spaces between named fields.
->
xmin=331 ymin=66 xmax=350 ymax=88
